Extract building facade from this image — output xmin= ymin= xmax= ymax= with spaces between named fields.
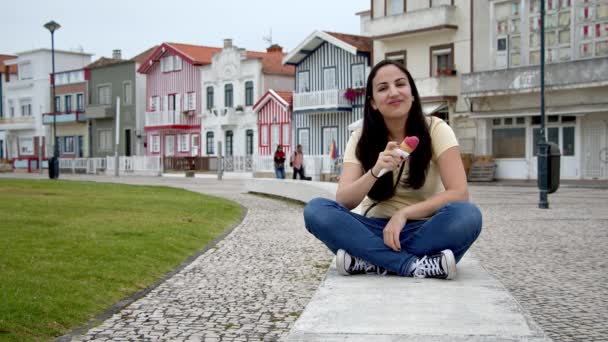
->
xmin=0 ymin=49 xmax=91 ymax=171
xmin=359 ymin=0 xmax=477 ymax=153
xmin=253 ymin=89 xmax=293 ymax=156
xmin=461 ymin=0 xmax=608 ymax=180
xmin=283 ymin=31 xmax=372 ymax=156
xmin=42 ymin=68 xmax=88 ymax=158
xmin=0 ymin=55 xmax=17 ymax=160
xmin=200 ymin=39 xmax=294 ymax=158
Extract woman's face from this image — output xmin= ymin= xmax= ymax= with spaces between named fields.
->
xmin=370 ymin=64 xmax=413 ymax=120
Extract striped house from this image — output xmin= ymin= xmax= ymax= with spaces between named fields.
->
xmin=253 ymin=89 xmax=293 ymax=156
xmin=283 ymin=31 xmax=372 ymax=157
xmin=138 ymin=43 xmax=221 ymax=157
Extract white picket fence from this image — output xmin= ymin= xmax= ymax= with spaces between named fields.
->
xmin=59 ymin=156 xmax=161 ymax=176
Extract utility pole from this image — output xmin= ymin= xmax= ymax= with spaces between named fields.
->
xmin=537 ymin=0 xmax=549 ymax=209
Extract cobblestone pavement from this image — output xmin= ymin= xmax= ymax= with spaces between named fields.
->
xmin=1 ymin=174 xmax=333 ymax=342
xmin=469 ymin=185 xmax=608 ymax=342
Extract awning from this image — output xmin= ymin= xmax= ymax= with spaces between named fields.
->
xmin=422 ymin=103 xmax=448 ymax=115
xmin=469 ymin=103 xmax=608 ymax=119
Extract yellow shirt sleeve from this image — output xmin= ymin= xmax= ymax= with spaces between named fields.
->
xmin=343 ymin=128 xmax=362 ymax=165
xmin=430 ymin=118 xmax=459 ymax=160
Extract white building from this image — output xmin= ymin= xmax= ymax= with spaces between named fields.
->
xmin=461 ymin=0 xmax=608 ymax=180
xmin=1 ymin=49 xmax=92 ymax=171
xmin=200 ymin=39 xmax=294 ymax=159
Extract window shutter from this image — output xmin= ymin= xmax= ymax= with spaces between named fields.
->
xmin=176 ymin=94 xmax=181 ymax=113
xmin=163 ymin=96 xmax=168 ymax=111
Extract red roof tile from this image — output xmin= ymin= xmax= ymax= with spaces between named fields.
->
xmin=274 ymin=90 xmax=293 ymax=105
xmin=324 ymin=32 xmax=372 ymax=53
xmin=131 ymin=45 xmax=159 ymax=64
xmin=0 ymin=54 xmax=17 ymax=74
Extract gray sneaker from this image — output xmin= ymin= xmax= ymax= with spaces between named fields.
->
xmin=336 ymin=249 xmax=387 ymax=276
xmin=411 ymin=249 xmax=457 ymax=280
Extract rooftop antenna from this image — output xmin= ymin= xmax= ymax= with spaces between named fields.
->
xmin=262 ymin=28 xmax=273 ymax=47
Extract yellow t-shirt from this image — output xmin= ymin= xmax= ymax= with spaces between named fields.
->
xmin=343 ymin=117 xmax=459 ymax=219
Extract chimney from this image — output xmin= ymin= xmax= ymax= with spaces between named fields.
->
xmin=266 ymin=44 xmax=283 ymax=53
xmin=223 ymin=39 xmax=233 ymax=49
xmin=112 ymin=49 xmax=122 ymax=60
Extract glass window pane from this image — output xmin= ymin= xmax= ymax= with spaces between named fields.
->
xmin=548 ymin=127 xmax=559 ymax=144
xmin=597 ymin=41 xmax=608 ymax=56
xmin=492 ymin=128 xmax=525 ymax=158
xmin=562 ymin=126 xmax=575 ymax=156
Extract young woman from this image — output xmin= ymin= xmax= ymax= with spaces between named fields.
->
xmin=303 ymin=60 xmax=482 ymax=279
xmin=291 ymin=144 xmax=306 ymax=180
xmin=273 ymin=144 xmax=286 ymax=179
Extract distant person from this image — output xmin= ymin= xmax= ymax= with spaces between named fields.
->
xmin=273 ymin=145 xmax=286 ymax=179
xmin=291 ymin=144 xmax=309 ymax=180
xmin=303 ymin=60 xmax=482 ymax=279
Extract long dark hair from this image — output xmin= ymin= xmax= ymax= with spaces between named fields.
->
xmin=356 ymin=60 xmax=432 ymax=201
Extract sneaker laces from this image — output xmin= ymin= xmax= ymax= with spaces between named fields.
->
xmin=351 ymin=257 xmax=387 ymax=275
xmin=412 ymin=255 xmax=445 ymax=278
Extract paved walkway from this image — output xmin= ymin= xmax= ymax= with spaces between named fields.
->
xmin=2 ymin=174 xmax=607 ymax=341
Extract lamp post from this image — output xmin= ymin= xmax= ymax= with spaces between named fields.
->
xmin=537 ymin=1 xmax=548 ymax=208
xmin=44 ymin=20 xmax=60 ymax=179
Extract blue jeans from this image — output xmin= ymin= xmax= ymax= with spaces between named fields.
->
xmin=275 ymin=166 xmax=285 ymax=179
xmin=303 ymin=198 xmax=482 ymax=276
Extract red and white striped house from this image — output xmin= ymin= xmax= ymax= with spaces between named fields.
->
xmin=253 ymin=89 xmax=293 ymax=156
xmin=138 ymin=43 xmax=221 ymax=157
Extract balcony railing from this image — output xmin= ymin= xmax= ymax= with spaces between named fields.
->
xmin=86 ymin=104 xmax=113 ymax=119
xmin=417 ymin=75 xmax=460 ymax=98
xmin=0 ymin=116 xmax=36 ymax=130
xmin=145 ymin=110 xmax=201 ymax=127
xmin=364 ymin=5 xmax=458 ymax=38
xmin=293 ymin=89 xmax=352 ymax=112
xmin=42 ymin=111 xmax=87 ymax=125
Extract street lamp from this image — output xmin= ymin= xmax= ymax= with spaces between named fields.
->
xmin=44 ymin=20 xmax=60 ymax=179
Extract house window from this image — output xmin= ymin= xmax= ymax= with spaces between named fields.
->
xmin=150 ymin=96 xmax=160 ymax=112
xmin=178 ymin=134 xmax=189 ymax=152
xmin=529 ymin=0 xmax=571 ymax=63
xmin=323 ymin=67 xmax=336 ymax=90
xmin=495 ymin=1 xmax=522 ymax=68
xmin=20 ymin=99 xmax=32 ymax=116
xmin=385 ymin=51 xmax=407 ymax=68
xmin=18 ymin=63 xmax=32 ymax=80
xmin=54 ymin=96 xmax=61 ymax=112
xmin=431 ymin=0 xmax=452 ymax=6
xmin=245 ymin=81 xmax=254 ymax=106
xmin=387 ymin=0 xmax=405 ymax=15
xmin=271 ymin=124 xmax=280 ymax=150
xmin=123 ymin=82 xmax=132 ymax=105
xmin=206 ymin=131 xmax=214 ymax=154
xmin=298 ymin=71 xmax=310 ymax=92
xmin=577 ymin=0 xmax=608 ymax=58
xmin=186 ymin=92 xmax=196 ymax=111
xmin=165 ymin=135 xmax=175 ymax=156
xmin=98 ymin=129 xmax=113 ymax=151
xmin=160 ymin=55 xmax=182 ymax=72
xmin=282 ymin=124 xmax=290 ymax=147
xmin=63 ymin=136 xmax=75 ymax=154
xmin=491 ymin=117 xmax=526 ymax=158
xmin=76 ymin=93 xmax=84 ymax=111
xmin=298 ymin=128 xmax=310 ymax=154
xmin=206 ymin=87 xmax=214 ymax=110
xmin=225 ymin=131 xmax=233 ymax=156
xmin=261 ymin=125 xmax=269 ymax=146
xmin=430 ymin=44 xmax=455 ymax=76
xmin=224 ymin=84 xmax=233 ymax=107
xmin=19 ymin=137 xmax=34 ymax=155
xmin=246 ymin=130 xmax=254 ymax=155
xmin=351 ymin=63 xmax=365 ymax=88
xmin=322 ymin=126 xmax=338 ymax=155
xmin=167 ymin=94 xmax=176 ymax=111
xmin=64 ymin=95 xmax=72 ymax=112
xmin=8 ymin=100 xmax=15 ymax=118
xmin=151 ymin=135 xmax=160 ymax=153
xmin=98 ymin=85 xmax=111 ymax=105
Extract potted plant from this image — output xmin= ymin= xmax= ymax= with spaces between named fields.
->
xmin=235 ymin=105 xmax=244 ymax=112
xmin=343 ymin=87 xmax=365 ymax=102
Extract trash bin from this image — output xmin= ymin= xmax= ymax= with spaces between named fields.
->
xmin=537 ymin=142 xmax=561 ymax=194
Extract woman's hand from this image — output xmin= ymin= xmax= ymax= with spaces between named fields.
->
xmin=372 ymin=141 xmax=403 ymax=176
xmin=383 ymin=211 xmax=406 ymax=252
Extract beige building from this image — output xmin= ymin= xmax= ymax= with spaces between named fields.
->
xmin=462 ymin=0 xmax=608 ymax=180
xmin=358 ymin=0 xmax=477 ymax=153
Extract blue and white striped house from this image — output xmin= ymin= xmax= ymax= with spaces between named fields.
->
xmin=283 ymin=31 xmax=372 ymax=157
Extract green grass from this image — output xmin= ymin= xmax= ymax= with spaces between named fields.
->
xmin=0 ymin=179 xmax=242 ymax=341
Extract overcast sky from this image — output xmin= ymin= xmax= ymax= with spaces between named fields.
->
xmin=2 ymin=0 xmax=369 ymax=59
